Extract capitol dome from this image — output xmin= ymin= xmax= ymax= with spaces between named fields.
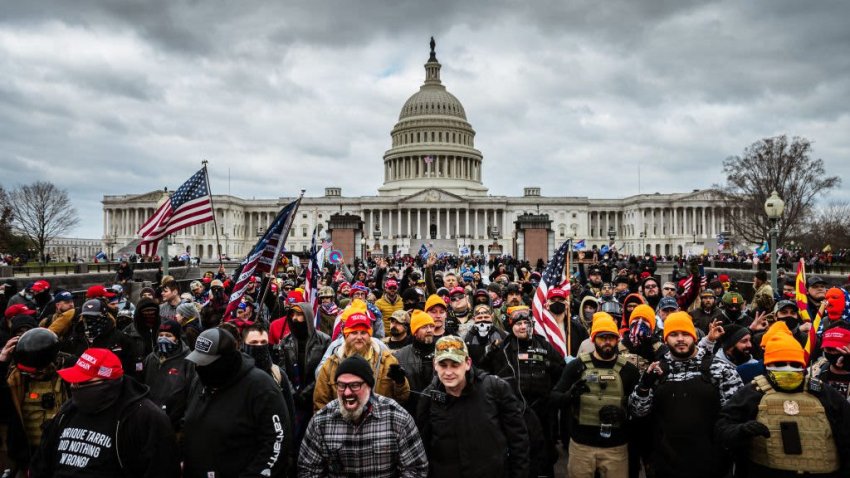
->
xmin=379 ymin=38 xmax=487 ymax=197
xmin=399 ymin=86 xmax=467 ymax=120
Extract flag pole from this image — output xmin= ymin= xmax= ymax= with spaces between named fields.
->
xmin=257 ymin=189 xmax=305 ymax=319
xmin=565 ymin=238 xmax=572 ymax=356
xmin=202 ymin=160 xmax=224 ymax=270
xmin=162 ymin=235 xmax=169 ymax=277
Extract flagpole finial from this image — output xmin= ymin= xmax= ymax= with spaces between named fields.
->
xmin=202 ymin=159 xmax=208 ymax=167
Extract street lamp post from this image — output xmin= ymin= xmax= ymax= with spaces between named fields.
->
xmin=764 ymin=191 xmax=786 ymax=292
xmin=360 ymin=238 xmax=367 ymax=261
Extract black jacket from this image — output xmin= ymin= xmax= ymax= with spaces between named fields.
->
xmin=183 ymin=356 xmax=290 ymax=478
xmin=30 ymin=377 xmax=180 ymax=478
xmin=279 ymin=302 xmax=330 ymax=410
xmin=715 ymin=379 xmax=850 ymax=478
xmin=142 ymin=344 xmax=196 ymax=430
xmin=124 ymin=298 xmax=160 ymax=376
xmin=416 ymin=369 xmax=530 ymax=478
xmin=482 ymin=334 xmax=564 ymax=403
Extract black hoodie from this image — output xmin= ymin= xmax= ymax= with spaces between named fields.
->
xmin=30 ymin=377 xmax=180 ymax=478
xmin=280 ymin=302 xmax=331 ymax=409
xmin=124 ymin=298 xmax=160 ymax=374
xmin=183 ymin=355 xmax=290 ymax=477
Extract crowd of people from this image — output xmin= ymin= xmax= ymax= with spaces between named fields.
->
xmin=0 ymin=249 xmax=847 ymax=478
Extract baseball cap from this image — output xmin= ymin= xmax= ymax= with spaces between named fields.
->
xmin=186 ymin=328 xmax=238 ymax=366
xmin=4 ymin=304 xmax=35 ymax=319
xmin=57 ymin=348 xmax=124 ymax=383
xmin=80 ymin=299 xmax=104 ymax=317
xmin=821 ymin=327 xmax=850 ymax=349
xmin=31 ymin=280 xmax=50 ymax=293
xmin=773 ymin=300 xmax=799 ymax=313
xmin=656 ymin=296 xmax=679 ymax=312
xmin=547 ymin=288 xmax=568 ymax=300
xmin=210 ymin=279 xmax=224 ymax=288
xmin=449 ymin=286 xmax=466 ymax=297
xmin=86 ymin=285 xmax=115 ymax=299
xmin=434 ymin=336 xmax=469 ymax=364
xmin=807 ymin=276 xmax=827 ymax=287
xmin=384 ymin=279 xmax=399 ymax=290
xmin=390 ymin=309 xmax=410 ymax=324
xmin=722 ymin=292 xmax=744 ymax=306
xmin=53 ymin=290 xmax=74 ymax=302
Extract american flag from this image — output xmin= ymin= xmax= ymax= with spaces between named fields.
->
xmin=305 ymin=226 xmax=321 ymax=326
xmin=224 ymin=199 xmax=300 ymax=319
xmin=136 ymin=168 xmax=214 ymax=257
xmin=531 ymin=239 xmax=571 ymax=357
xmin=423 ymin=155 xmax=434 ymax=165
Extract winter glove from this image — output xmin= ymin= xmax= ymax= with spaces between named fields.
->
xmin=566 ymin=378 xmax=589 ymax=403
xmin=598 ymin=405 xmax=626 ymax=426
xmin=388 ymin=364 xmax=406 ymax=384
xmin=639 ymin=369 xmax=661 ymax=390
xmin=741 ymin=420 xmax=771 ymax=438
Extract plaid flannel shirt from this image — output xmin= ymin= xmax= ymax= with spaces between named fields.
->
xmin=298 ymin=394 xmax=428 ymax=477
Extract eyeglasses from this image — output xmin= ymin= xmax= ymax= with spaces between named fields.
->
xmin=335 ymin=381 xmax=365 ymax=392
xmin=663 ymin=287 xmax=676 ymax=291
xmin=644 ymin=284 xmax=658 ymax=289
xmin=386 ymin=287 xmax=398 ymax=292
xmin=511 ymin=312 xmax=531 ymax=321
xmin=450 ymin=295 xmax=465 ymax=302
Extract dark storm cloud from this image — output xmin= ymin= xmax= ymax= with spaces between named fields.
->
xmin=0 ymin=0 xmax=848 ymax=237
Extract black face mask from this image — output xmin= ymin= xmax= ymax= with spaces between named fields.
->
xmin=825 ymin=353 xmax=850 ymax=371
xmin=403 ymin=302 xmax=417 ymax=311
xmin=244 ymin=344 xmax=273 ymax=372
xmin=84 ymin=315 xmax=112 ymax=340
xmin=548 ymin=302 xmax=566 ymax=315
xmin=196 ymin=351 xmax=242 ymax=389
xmin=72 ymin=378 xmax=123 ymax=414
xmin=725 ymin=309 xmax=742 ymax=322
xmin=290 ymin=319 xmax=308 ymax=339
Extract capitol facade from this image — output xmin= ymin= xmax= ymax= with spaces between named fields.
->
xmin=102 ymin=41 xmax=736 ymax=263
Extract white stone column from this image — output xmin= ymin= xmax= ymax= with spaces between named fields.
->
xmin=436 ymin=208 xmax=441 ymax=238
xmin=407 ymin=209 xmax=411 ymax=238
xmin=484 ymin=209 xmax=489 ymax=237
xmin=397 ymin=208 xmax=401 ymax=238
xmin=417 ymin=209 xmax=421 ymax=239
xmin=474 ymin=209 xmax=479 ymax=239
xmin=426 ymin=209 xmax=431 ymax=240
xmin=454 ymin=209 xmax=459 ymax=239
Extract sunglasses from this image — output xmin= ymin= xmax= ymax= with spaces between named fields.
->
xmin=450 ymin=295 xmax=465 ymax=302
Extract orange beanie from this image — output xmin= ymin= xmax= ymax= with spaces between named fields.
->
xmin=424 ymin=294 xmax=446 ymax=313
xmin=762 ymin=322 xmax=805 ymax=365
xmin=629 ymin=304 xmax=656 ymax=333
xmin=591 ymin=316 xmax=620 ymax=340
xmin=663 ymin=311 xmax=697 ymax=341
xmin=410 ymin=310 xmax=436 ymax=335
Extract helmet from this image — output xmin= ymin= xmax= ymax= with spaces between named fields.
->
xmin=110 ymin=284 xmax=124 ymax=296
xmin=600 ymin=300 xmax=623 ymax=317
xmin=318 ymin=286 xmax=335 ymax=299
xmin=13 ymin=328 xmax=59 ymax=371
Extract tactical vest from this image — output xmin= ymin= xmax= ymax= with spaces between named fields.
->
xmin=515 ymin=343 xmax=552 ymax=399
xmin=22 ymin=376 xmax=64 ymax=447
xmin=618 ymin=342 xmax=661 ymax=373
xmin=748 ymin=375 xmax=839 ymax=474
xmin=576 ymin=353 xmax=627 ymax=427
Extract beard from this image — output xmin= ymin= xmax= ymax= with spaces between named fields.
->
xmin=390 ymin=327 xmax=405 ymax=338
xmin=338 ymin=395 xmax=369 ymax=422
xmin=728 ymin=347 xmax=751 ymax=366
xmin=595 ymin=344 xmax=616 ymax=360
xmin=669 ymin=342 xmax=696 ymax=359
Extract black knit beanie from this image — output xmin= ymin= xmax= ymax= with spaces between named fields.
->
xmin=721 ymin=323 xmax=751 ymax=350
xmin=335 ymin=355 xmax=375 ymax=388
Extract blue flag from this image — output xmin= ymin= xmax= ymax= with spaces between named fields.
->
xmin=755 ymin=241 xmax=769 ymax=255
xmin=419 ymin=244 xmax=429 ymax=259
xmin=600 ymin=245 xmax=610 ymax=256
xmin=95 ymin=251 xmax=107 ymax=261
xmin=573 ymin=239 xmax=586 ymax=251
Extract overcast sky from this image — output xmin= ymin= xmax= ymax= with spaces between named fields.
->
xmin=2 ymin=0 xmax=848 ymax=239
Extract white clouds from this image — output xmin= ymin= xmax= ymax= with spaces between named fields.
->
xmin=0 ymin=1 xmax=848 ymax=237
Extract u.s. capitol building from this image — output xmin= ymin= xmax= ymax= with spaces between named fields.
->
xmin=103 ymin=41 xmax=733 ymax=263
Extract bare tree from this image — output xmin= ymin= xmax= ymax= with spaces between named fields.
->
xmin=9 ymin=182 xmax=79 ymax=262
xmin=718 ymin=135 xmax=840 ymax=245
xmin=795 ymin=201 xmax=850 ymax=251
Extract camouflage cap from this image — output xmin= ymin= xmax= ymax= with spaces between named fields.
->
xmin=434 ymin=336 xmax=469 ymax=364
